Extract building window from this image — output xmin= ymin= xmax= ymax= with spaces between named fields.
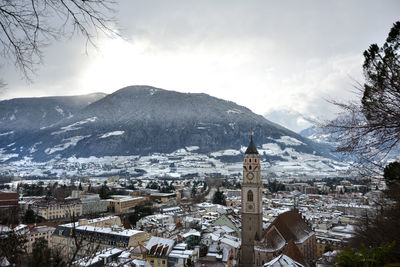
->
xmin=247 ymin=190 xmax=253 ymax=202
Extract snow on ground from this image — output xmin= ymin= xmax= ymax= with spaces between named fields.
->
xmin=259 ymin=143 xmax=282 ymax=156
xmin=0 ymin=142 xmax=350 ymax=178
xmin=149 ymin=88 xmax=158 ymax=95
xmin=226 ymin=109 xmax=242 ymax=114
xmin=185 ymin=146 xmax=199 ymax=151
xmin=210 ymin=149 xmax=240 ymax=157
xmin=51 ymin=117 xmax=97 ymax=135
xmin=45 ymin=135 xmax=90 ymax=154
xmin=309 ymin=133 xmax=332 ymax=143
xmin=99 ymin=131 xmax=125 ymax=138
xmin=0 ymin=131 xmax=14 ymax=136
xmin=55 ymin=106 xmax=64 ymax=115
xmin=276 ymin=136 xmax=305 ymax=146
xmin=0 ymin=148 xmax=18 ymax=162
xmin=29 ymin=142 xmax=42 ymax=154
xmin=40 ymin=122 xmax=58 ymax=130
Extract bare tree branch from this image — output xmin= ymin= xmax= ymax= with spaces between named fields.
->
xmin=322 ymin=21 xmax=400 ymax=170
xmin=0 ymin=0 xmax=118 ymax=81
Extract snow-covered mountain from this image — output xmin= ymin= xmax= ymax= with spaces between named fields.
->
xmin=300 ymin=125 xmax=400 ymax=165
xmin=0 ymin=86 xmax=349 ymax=178
xmin=299 ymin=126 xmax=335 ymax=145
xmin=0 ymin=93 xmax=106 ymax=131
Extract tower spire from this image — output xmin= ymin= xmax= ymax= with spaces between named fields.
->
xmin=245 ymin=132 xmax=259 ymax=154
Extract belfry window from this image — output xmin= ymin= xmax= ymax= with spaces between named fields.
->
xmin=247 ymin=190 xmax=253 ymax=202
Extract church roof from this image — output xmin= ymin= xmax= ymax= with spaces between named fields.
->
xmin=263 ymin=254 xmax=305 ymax=267
xmin=263 ymin=209 xmax=313 ymax=245
xmin=283 ymin=240 xmax=306 ymax=266
xmin=257 ymin=226 xmax=286 ymax=252
xmin=245 ymin=136 xmax=259 ymax=154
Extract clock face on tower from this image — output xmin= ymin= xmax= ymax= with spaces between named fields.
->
xmin=246 ymin=172 xmax=254 ymax=180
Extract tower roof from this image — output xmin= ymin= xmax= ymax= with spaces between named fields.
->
xmin=245 ymin=135 xmax=259 ymax=154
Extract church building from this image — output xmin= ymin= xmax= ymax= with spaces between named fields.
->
xmin=241 ymin=136 xmax=263 ymax=266
xmin=240 ymin=137 xmax=317 ymax=267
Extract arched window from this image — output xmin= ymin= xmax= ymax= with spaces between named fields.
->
xmin=247 ymin=190 xmax=253 ymax=202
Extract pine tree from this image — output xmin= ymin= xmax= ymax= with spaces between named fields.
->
xmin=212 ymin=188 xmax=226 ymax=206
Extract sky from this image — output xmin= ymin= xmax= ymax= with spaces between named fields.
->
xmin=0 ymin=0 xmax=399 ymax=132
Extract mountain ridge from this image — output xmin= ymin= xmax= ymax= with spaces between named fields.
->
xmin=0 ymin=86 xmax=337 ymax=168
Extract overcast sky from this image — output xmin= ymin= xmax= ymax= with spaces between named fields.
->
xmin=1 ymin=0 xmax=399 ymax=132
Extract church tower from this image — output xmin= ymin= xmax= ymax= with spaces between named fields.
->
xmin=240 ymin=136 xmax=263 ymax=267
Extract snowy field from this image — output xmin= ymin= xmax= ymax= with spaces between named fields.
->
xmin=0 ymin=136 xmax=350 ymax=179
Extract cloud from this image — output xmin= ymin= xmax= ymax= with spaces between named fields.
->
xmin=1 ymin=0 xmax=399 ymax=133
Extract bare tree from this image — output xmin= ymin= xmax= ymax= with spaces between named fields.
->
xmin=52 ymin=213 xmax=102 ymax=267
xmin=0 ymin=0 xmax=117 ymax=80
xmin=0 ymin=225 xmax=28 ymax=267
xmin=324 ymin=21 xmax=400 ymax=168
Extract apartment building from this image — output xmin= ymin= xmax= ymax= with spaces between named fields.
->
xmin=31 ymin=198 xmax=82 ymax=220
xmin=71 ymin=191 xmax=108 ymax=215
xmin=26 ymin=225 xmax=56 ymax=253
xmin=52 ymin=219 xmax=148 ymax=258
xmin=107 ymin=195 xmax=146 ymax=213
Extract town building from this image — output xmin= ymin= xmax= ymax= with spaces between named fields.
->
xmin=51 ymin=216 xmax=148 ymax=258
xmin=25 ymin=225 xmax=56 ymax=253
xmin=144 ymin=236 xmax=175 ymax=267
xmin=71 ymin=191 xmax=108 ymax=215
xmin=31 ymin=198 xmax=82 ymax=220
xmin=168 ymin=243 xmax=198 ymax=267
xmin=0 ymin=191 xmax=19 ymax=208
xmin=0 ymin=191 xmax=19 ymax=224
xmin=77 ymin=215 xmax=122 ymax=228
xmin=213 ymin=213 xmax=241 ymax=237
xmin=107 ymin=195 xmax=146 ymax=213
